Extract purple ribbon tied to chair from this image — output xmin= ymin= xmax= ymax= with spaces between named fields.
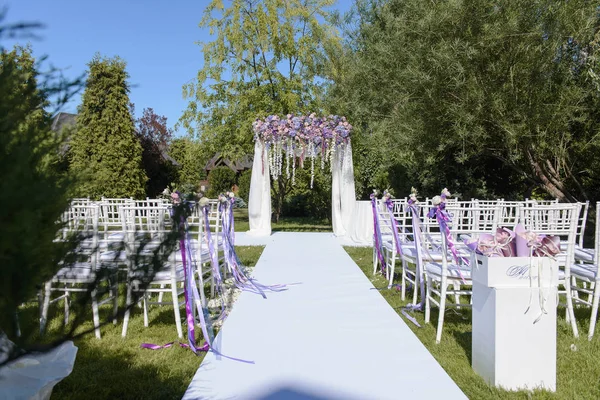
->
xmin=427 ymin=195 xmax=469 ymax=284
xmin=370 ymin=192 xmax=386 ymax=275
xmin=406 ymin=198 xmax=427 ymax=312
xmin=218 ymin=198 xmax=287 ymax=297
xmin=383 ymin=195 xmax=403 ymax=258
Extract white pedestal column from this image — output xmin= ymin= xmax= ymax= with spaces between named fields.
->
xmin=472 ymin=255 xmax=558 ymax=392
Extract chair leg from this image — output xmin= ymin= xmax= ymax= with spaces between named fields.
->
xmin=40 ymin=282 xmax=51 ymax=334
xmin=412 ymin=267 xmax=419 ymax=305
xmin=64 ymin=288 xmax=70 ymax=326
xmin=387 ymin=252 xmax=396 ymax=289
xmin=588 ymin=281 xmax=600 ymax=340
xmin=112 ymin=278 xmax=119 ymax=325
xmin=143 ymin=293 xmax=149 ymax=327
xmin=436 ymin=277 xmax=447 ymax=344
xmin=565 ymin=279 xmax=579 ymax=338
xmin=91 ymin=288 xmax=101 ymax=339
xmin=197 ymin=269 xmax=207 ymax=308
xmin=453 ymin=282 xmax=461 ymax=308
xmin=400 ymin=259 xmax=407 ymax=301
xmin=171 ymin=281 xmax=183 ymax=339
xmin=158 ymin=284 xmax=165 ymax=303
xmin=425 ymin=276 xmax=432 ymax=324
xmin=373 ymin=247 xmax=378 ymax=275
xmin=121 ymin=282 xmax=133 ymax=337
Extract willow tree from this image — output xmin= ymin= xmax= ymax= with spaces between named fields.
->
xmin=70 ymin=55 xmax=147 ymax=199
xmin=332 ymin=0 xmax=600 ymax=201
xmin=181 ymin=0 xmax=341 ymax=220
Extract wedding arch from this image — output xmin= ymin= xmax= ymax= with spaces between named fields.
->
xmin=247 ymin=114 xmax=356 ymax=237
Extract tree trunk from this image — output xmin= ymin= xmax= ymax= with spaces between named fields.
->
xmin=526 ymin=150 xmax=577 ymax=202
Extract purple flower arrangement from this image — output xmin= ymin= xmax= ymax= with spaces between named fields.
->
xmin=252 ymin=114 xmax=352 ymax=188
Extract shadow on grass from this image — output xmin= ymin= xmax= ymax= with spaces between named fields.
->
xmin=52 ymin=338 xmax=194 ymax=400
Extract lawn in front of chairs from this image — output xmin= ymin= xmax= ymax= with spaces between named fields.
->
xmin=19 ymin=246 xmax=264 ymax=400
xmin=345 ymin=246 xmax=600 ymax=400
xmin=233 ymin=208 xmax=331 ymax=233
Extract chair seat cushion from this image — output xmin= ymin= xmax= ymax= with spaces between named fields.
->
xmin=99 ymin=250 xmax=127 ymax=263
xmin=129 ymin=265 xmax=186 ymax=282
xmin=174 ymin=246 xmax=211 ymax=262
xmin=153 ymin=266 xmax=186 ymax=282
xmin=54 ymin=263 xmax=95 ymax=281
xmin=425 ymin=262 xmax=472 ymax=280
xmin=571 ymin=263 xmax=598 ymax=281
xmin=575 ymin=247 xmax=594 ymax=263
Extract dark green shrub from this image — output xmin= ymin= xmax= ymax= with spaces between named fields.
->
xmin=237 ymin=169 xmax=252 ymax=203
xmin=207 ymin=166 xmax=236 ymax=197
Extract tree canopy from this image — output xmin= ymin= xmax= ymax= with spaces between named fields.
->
xmin=181 ymin=0 xmax=342 ymax=160
xmin=330 ymin=0 xmax=600 ymax=201
xmin=70 ymin=55 xmax=147 ymax=199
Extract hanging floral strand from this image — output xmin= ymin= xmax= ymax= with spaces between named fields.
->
xmin=252 ymin=114 xmax=352 ymax=187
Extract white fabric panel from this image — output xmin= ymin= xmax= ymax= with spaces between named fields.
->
xmin=184 ymin=232 xmax=466 ymax=400
xmin=332 ymin=141 xmax=356 ymax=237
xmin=348 ymin=200 xmax=373 ymax=246
xmin=247 ymin=140 xmax=272 ymax=236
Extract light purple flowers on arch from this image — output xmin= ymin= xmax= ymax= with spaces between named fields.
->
xmin=252 ymin=114 xmax=353 ymax=188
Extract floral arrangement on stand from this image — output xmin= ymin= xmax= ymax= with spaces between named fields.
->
xmin=465 ymin=225 xmax=561 ymax=258
xmin=252 ymin=114 xmax=352 ymax=188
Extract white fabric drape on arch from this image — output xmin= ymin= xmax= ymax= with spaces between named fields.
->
xmin=247 ymin=140 xmax=356 ymax=237
xmin=247 ymin=140 xmax=272 ymax=236
xmin=331 ymin=142 xmax=356 ymax=237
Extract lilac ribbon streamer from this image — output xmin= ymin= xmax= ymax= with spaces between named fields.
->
xmin=179 ymin=231 xmax=199 ymax=352
xmin=370 ymin=194 xmax=386 ymax=274
xmin=401 ymin=309 xmax=422 ymax=328
xmin=218 ymin=200 xmax=288 ymax=296
xmin=407 ymin=201 xmax=426 ymax=310
xmin=428 ymin=203 xmax=468 ymax=283
xmin=384 ymin=197 xmax=403 ymax=257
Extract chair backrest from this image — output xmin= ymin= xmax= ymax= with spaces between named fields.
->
xmin=497 ymin=200 xmax=520 ymax=228
xmin=120 ymin=204 xmax=170 ymax=247
xmin=60 ymin=204 xmax=100 ymax=266
xmin=61 ymin=204 xmax=99 ymax=235
xmin=99 ymin=198 xmax=134 ymax=232
xmin=445 ymin=204 xmax=501 ymax=237
xmin=576 ymin=201 xmax=590 ymax=248
xmin=519 ymin=203 xmax=580 ymax=273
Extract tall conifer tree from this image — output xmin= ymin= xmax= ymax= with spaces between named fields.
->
xmin=70 ymin=55 xmax=146 ymax=198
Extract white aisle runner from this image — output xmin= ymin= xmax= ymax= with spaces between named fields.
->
xmin=184 ymin=233 xmax=466 ymax=400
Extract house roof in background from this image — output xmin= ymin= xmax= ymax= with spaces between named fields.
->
xmin=204 ymin=153 xmax=253 ymax=172
xmin=51 ymin=112 xmax=77 ymax=132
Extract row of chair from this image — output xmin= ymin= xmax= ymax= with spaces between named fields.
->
xmin=40 ymin=198 xmax=230 ymax=339
xmin=373 ymin=198 xmax=598 ymax=342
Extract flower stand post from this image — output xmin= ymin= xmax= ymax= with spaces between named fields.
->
xmin=471 ymin=254 xmax=558 ymax=391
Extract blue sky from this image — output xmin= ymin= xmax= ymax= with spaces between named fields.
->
xmin=3 ymin=0 xmax=354 ymax=135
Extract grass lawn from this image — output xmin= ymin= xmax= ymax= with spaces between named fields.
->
xmin=344 ymin=246 xmax=600 ymax=400
xmin=233 ymin=208 xmax=331 ymax=233
xmin=20 ymin=246 xmax=265 ymax=400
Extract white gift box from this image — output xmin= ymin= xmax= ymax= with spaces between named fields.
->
xmin=472 ymin=255 xmax=558 ymax=392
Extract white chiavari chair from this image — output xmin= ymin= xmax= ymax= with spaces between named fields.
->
xmin=41 ymin=204 xmax=118 ymax=339
xmin=120 ymin=204 xmax=185 ymax=338
xmin=519 ymin=203 xmax=581 ymax=337
xmin=423 ymin=209 xmax=473 ymax=344
xmin=570 ymin=202 xmax=600 ymax=339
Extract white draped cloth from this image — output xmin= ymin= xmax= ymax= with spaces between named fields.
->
xmin=247 ymin=140 xmax=356 ymax=238
xmin=331 ymin=142 xmax=356 ymax=237
xmin=247 ymin=140 xmax=272 ymax=236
